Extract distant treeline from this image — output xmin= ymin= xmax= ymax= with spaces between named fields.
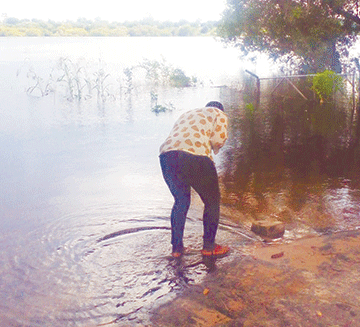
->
xmin=0 ymin=17 xmax=219 ymax=37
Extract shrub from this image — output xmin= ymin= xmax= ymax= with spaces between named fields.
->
xmin=170 ymin=68 xmax=191 ymax=87
xmin=310 ymin=69 xmax=343 ymax=102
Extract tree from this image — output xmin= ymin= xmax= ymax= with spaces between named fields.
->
xmin=219 ymin=0 xmax=360 ymax=72
xmin=4 ymin=17 xmax=20 ymax=25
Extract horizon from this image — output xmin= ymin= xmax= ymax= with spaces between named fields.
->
xmin=0 ymin=15 xmax=221 ymax=24
xmin=2 ymin=0 xmax=226 ymax=23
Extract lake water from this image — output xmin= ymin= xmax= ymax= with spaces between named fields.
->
xmin=1 ymin=37 xmax=360 ymax=327
xmin=0 ymin=37 xmax=253 ymax=326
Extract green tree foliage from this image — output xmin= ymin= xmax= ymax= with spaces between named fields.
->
xmin=170 ymin=68 xmax=191 ymax=87
xmin=219 ymin=0 xmax=360 ymax=72
xmin=310 ymin=69 xmax=344 ymax=102
xmin=0 ymin=17 xmax=218 ymax=37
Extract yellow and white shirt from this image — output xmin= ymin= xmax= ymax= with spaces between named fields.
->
xmin=159 ymin=107 xmax=228 ymax=160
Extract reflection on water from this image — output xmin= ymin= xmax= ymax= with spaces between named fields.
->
xmin=221 ymin=74 xmax=360 ymax=239
xmin=1 ymin=37 xmax=360 ymax=326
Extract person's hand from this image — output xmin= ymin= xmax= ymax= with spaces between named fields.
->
xmin=212 ymin=144 xmax=220 ymax=155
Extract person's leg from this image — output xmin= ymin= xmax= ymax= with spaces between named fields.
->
xmin=186 ymin=155 xmax=220 ymax=250
xmin=159 ymin=152 xmax=191 ymax=253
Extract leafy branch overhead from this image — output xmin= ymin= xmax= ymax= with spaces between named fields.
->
xmin=219 ymin=0 xmax=360 ymax=72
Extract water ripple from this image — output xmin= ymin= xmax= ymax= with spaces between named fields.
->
xmin=97 ymin=226 xmax=171 ymax=242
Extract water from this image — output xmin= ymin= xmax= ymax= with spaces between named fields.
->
xmin=1 ymin=37 xmax=360 ymax=326
xmin=0 ymin=37 xmax=250 ymax=326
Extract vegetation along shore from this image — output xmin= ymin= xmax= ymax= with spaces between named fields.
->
xmin=0 ymin=17 xmax=219 ymax=37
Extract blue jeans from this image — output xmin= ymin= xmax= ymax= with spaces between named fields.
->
xmin=159 ymin=151 xmax=220 ymax=252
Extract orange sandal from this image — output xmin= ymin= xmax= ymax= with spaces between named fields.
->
xmin=201 ymin=244 xmax=230 ymax=257
xmin=171 ymin=247 xmax=191 ymax=258
xmin=171 ymin=251 xmax=182 ymax=258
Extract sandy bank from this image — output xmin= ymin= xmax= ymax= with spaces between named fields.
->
xmin=151 ymin=229 xmax=360 ymax=326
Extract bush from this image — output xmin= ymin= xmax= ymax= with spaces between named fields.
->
xmin=310 ymin=69 xmax=343 ymax=102
xmin=170 ymin=68 xmax=191 ymax=87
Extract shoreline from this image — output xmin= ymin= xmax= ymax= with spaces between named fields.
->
xmin=151 ymin=229 xmax=360 ymax=326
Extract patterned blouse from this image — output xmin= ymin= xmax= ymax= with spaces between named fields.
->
xmin=159 ymin=107 xmax=228 ymax=160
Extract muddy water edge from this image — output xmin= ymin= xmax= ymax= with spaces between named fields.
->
xmin=221 ymin=75 xmax=360 ymax=238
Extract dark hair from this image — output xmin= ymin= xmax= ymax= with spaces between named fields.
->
xmin=205 ymin=101 xmax=224 ymax=111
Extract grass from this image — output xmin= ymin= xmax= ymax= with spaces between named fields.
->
xmin=19 ymin=57 xmax=198 ymax=109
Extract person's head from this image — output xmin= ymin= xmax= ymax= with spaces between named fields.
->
xmin=205 ymin=101 xmax=224 ymax=111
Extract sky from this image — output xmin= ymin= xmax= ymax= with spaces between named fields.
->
xmin=2 ymin=0 xmax=227 ymax=22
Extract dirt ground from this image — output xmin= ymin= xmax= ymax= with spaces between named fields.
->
xmin=151 ymin=229 xmax=360 ymax=326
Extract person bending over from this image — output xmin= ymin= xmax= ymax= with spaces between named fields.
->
xmin=159 ymin=101 xmax=230 ymax=258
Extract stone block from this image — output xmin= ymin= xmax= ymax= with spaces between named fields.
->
xmin=251 ymin=220 xmax=285 ymax=239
